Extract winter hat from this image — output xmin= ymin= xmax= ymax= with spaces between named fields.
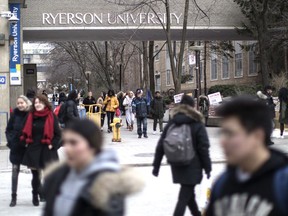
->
xmin=180 ymin=95 xmax=195 ymax=107
xmin=65 ymin=119 xmax=103 ymax=154
xmin=136 ymin=89 xmax=143 ymax=95
xmin=18 ymin=95 xmax=32 ymax=110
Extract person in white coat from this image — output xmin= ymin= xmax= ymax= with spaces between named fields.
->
xmin=123 ymin=91 xmax=135 ymax=131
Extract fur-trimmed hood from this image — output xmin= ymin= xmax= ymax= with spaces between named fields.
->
xmin=44 ymin=159 xmax=145 ymax=211
xmin=257 ymin=91 xmax=268 ymax=100
xmin=171 ymin=104 xmax=203 ymax=123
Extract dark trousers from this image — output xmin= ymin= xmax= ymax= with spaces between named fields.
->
xmin=31 ymin=169 xmax=41 ymax=196
xmin=101 ymin=113 xmax=106 ymax=127
xmin=137 ymin=117 xmax=147 ymax=136
xmin=173 ymin=185 xmax=201 ymax=216
xmin=11 ymin=164 xmax=20 ymax=195
xmin=107 ymin=111 xmax=115 ymax=130
xmin=153 ymin=117 xmax=163 ymax=132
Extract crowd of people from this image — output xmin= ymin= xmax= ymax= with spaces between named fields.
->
xmin=4 ymin=86 xmax=288 ymax=216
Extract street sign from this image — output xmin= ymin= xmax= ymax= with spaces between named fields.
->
xmin=208 ymin=92 xmax=222 ymax=105
xmin=0 ymin=76 xmax=6 ymax=84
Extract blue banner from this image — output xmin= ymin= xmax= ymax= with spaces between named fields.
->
xmin=9 ymin=3 xmax=21 ymax=85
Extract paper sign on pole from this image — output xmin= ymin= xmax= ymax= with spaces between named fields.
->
xmin=208 ymin=92 xmax=222 ymax=105
xmin=188 ymin=54 xmax=196 ymax=65
xmin=174 ymin=93 xmax=184 ymax=104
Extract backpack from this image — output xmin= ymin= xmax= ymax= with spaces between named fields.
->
xmin=213 ymin=166 xmax=288 ymax=215
xmin=163 ymin=123 xmax=195 ymax=165
xmin=57 ymin=102 xmax=67 ymax=124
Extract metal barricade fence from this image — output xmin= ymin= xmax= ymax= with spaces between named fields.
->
xmin=0 ymin=112 xmax=8 ymax=146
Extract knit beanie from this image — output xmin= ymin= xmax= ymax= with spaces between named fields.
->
xmin=65 ymin=119 xmax=103 ymax=153
xmin=18 ymin=95 xmax=32 ymax=110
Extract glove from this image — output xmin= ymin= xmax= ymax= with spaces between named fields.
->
xmin=206 ymin=173 xmax=211 ymax=179
xmin=152 ymin=168 xmax=159 ymax=177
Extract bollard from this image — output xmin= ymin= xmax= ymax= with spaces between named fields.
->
xmin=110 ymin=117 xmax=122 ymax=142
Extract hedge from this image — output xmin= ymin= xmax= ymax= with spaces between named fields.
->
xmin=208 ymin=84 xmax=263 ymax=97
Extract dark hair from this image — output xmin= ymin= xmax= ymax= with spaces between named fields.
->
xmin=59 ymin=92 xmax=67 ymax=104
xmin=67 ymin=90 xmax=78 ymax=101
xmin=264 ymin=85 xmax=273 ymax=92
xmin=65 ymin=119 xmax=103 ymax=154
xmin=155 ymin=91 xmax=160 ymax=95
xmin=278 ymin=87 xmax=288 ymax=103
xmin=26 ymin=89 xmax=36 ymax=99
xmin=180 ymin=95 xmax=195 ymax=107
xmin=101 ymin=91 xmax=106 ymax=99
xmin=108 ymin=89 xmax=115 ymax=97
xmin=32 ymin=94 xmax=52 ymax=111
xmin=216 ymin=96 xmax=272 ymax=145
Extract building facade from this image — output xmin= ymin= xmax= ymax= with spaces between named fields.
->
xmin=154 ymin=41 xmax=262 ymax=94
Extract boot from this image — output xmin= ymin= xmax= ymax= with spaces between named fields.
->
xmin=32 ymin=193 xmax=39 ymax=206
xmin=39 ymin=184 xmax=46 ymax=202
xmin=9 ymin=193 xmax=17 ymax=207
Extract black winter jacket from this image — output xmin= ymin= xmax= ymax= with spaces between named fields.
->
xmin=43 ymin=163 xmax=144 ymax=216
xmin=22 ymin=114 xmax=61 ymax=169
xmin=153 ymin=104 xmax=212 ymax=185
xmin=64 ymin=100 xmax=79 ymax=124
xmin=150 ymin=97 xmax=166 ymax=119
xmin=83 ymin=96 xmax=97 ymax=112
xmin=132 ymin=97 xmax=149 ymax=118
xmin=5 ymin=108 xmax=28 ymax=164
xmin=206 ymin=150 xmax=288 ymax=216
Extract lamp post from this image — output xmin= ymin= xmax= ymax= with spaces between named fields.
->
xmin=85 ymin=71 xmax=91 ymax=92
xmin=190 ymin=45 xmax=204 ymax=110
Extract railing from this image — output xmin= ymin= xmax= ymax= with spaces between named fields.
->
xmin=0 ymin=112 xmax=8 ymax=146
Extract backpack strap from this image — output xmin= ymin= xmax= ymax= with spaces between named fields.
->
xmin=212 ymin=172 xmax=229 ymax=200
xmin=274 ymin=165 xmax=288 ymax=215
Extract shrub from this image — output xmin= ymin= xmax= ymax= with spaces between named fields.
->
xmin=208 ymin=84 xmax=263 ymax=97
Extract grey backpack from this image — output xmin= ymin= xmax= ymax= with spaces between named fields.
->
xmin=163 ymin=123 xmax=195 ymax=165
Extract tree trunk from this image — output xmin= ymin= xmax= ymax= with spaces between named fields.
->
xmin=142 ymin=41 xmax=149 ymax=90
xmin=149 ymin=41 xmax=155 ymax=94
xmin=204 ymin=41 xmax=208 ymax=95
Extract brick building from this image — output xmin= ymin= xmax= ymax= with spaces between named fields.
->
xmin=154 ymin=41 xmax=262 ymax=94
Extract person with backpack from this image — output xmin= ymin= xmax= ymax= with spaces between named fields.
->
xmin=206 ymin=97 xmax=288 ymax=216
xmin=58 ymin=90 xmax=79 ymax=127
xmin=152 ymin=95 xmax=212 ymax=216
xmin=132 ymin=89 xmax=149 ymax=138
xmin=5 ymin=95 xmax=31 ymax=207
xmin=150 ymin=91 xmax=166 ymax=135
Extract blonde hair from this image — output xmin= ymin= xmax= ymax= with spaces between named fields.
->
xmin=17 ymin=95 xmax=32 ymax=111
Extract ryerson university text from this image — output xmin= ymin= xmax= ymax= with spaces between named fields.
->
xmin=42 ymin=12 xmax=183 ymax=25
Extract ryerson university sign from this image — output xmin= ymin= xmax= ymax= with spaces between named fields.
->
xmin=42 ymin=12 xmax=183 ymax=26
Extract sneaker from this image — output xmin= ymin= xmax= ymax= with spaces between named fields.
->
xmin=144 ymin=134 xmax=148 ymax=138
xmin=153 ymin=131 xmax=156 ymax=135
xmin=138 ymin=135 xmax=142 ymax=139
xmin=281 ymin=135 xmax=285 ymax=139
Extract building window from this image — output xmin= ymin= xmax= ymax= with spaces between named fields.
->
xmin=222 ymin=56 xmax=229 ymax=79
xmin=155 ymin=45 xmax=159 ymax=61
xmin=249 ymin=51 xmax=258 ymax=75
xmin=155 ymin=74 xmax=161 ymax=91
xmin=235 ymin=53 xmax=243 ymax=77
xmin=166 ymin=69 xmax=171 ymax=85
xmin=211 ymin=55 xmax=218 ymax=80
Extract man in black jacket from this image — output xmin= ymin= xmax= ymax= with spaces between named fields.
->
xmin=152 ymin=95 xmax=212 ymax=216
xmin=206 ymin=97 xmax=288 ymax=216
xmin=150 ymin=91 xmax=166 ymax=134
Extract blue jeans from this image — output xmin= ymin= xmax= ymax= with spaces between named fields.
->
xmin=137 ymin=117 xmax=147 ymax=136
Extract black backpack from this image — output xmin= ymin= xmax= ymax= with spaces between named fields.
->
xmin=57 ymin=102 xmax=67 ymax=124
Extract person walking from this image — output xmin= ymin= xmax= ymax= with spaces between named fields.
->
xmin=20 ymin=94 xmax=61 ymax=206
xmin=206 ymin=97 xmax=288 ymax=216
xmin=152 ymin=95 xmax=212 ymax=216
xmin=150 ymin=91 xmax=166 ymax=135
xmin=199 ymin=95 xmax=210 ymax=126
xmin=104 ymin=89 xmax=119 ymax=133
xmin=83 ymin=91 xmax=96 ymax=112
xmin=123 ymin=91 xmax=135 ymax=131
xmin=132 ymin=89 xmax=149 ymax=138
xmin=278 ymin=87 xmax=288 ymax=138
xmin=59 ymin=90 xmax=79 ymax=126
xmin=6 ymin=95 xmax=32 ymax=207
xmin=43 ymin=119 xmax=144 ymax=216
xmin=97 ymin=91 xmax=106 ymax=131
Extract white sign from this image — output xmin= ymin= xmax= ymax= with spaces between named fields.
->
xmin=42 ymin=12 xmax=183 ymax=26
xmin=208 ymin=92 xmax=222 ymax=105
xmin=174 ymin=93 xmax=184 ymax=104
xmin=188 ymin=54 xmax=196 ymax=65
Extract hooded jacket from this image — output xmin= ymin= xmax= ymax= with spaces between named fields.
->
xmin=206 ymin=149 xmax=288 ymax=216
xmin=153 ymin=104 xmax=212 ymax=185
xmin=43 ymin=150 xmax=144 ymax=216
xmin=150 ymin=96 xmax=166 ymax=119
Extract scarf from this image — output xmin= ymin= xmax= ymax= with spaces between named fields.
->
xmin=21 ymin=107 xmax=55 ymax=145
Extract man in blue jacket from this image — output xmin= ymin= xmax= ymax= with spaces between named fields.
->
xmin=132 ymin=89 xmax=149 ymax=138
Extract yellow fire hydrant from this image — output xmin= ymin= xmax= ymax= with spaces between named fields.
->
xmin=110 ymin=117 xmax=122 ymax=142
